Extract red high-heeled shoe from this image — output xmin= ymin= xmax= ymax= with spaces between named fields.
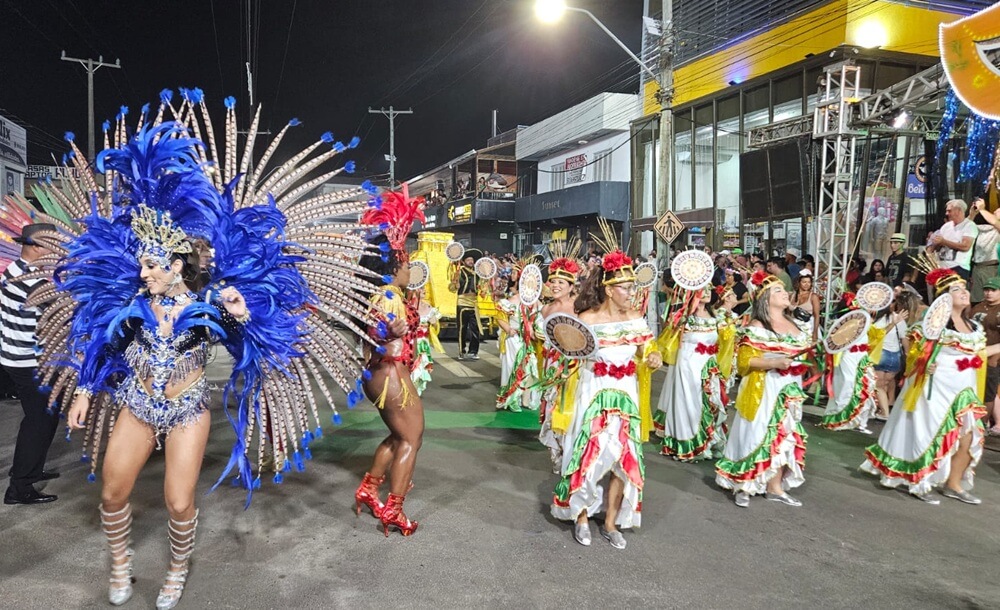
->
xmin=380 ymin=493 xmax=418 ymax=537
xmin=354 ymin=472 xmax=385 ymax=517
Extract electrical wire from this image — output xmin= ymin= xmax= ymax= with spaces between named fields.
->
xmin=270 ymin=0 xmax=298 ymax=114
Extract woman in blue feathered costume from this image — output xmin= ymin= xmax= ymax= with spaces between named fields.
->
xmin=35 ymin=93 xmax=376 ymax=607
xmin=64 ymin=132 xmax=250 ymax=609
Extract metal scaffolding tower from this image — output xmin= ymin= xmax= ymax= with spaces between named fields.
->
xmin=813 ymin=62 xmax=861 ymax=322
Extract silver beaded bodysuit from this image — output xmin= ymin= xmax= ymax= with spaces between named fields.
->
xmin=116 ymin=325 xmax=211 ymax=438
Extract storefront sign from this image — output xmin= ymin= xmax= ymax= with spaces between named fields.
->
xmin=905 ymin=173 xmax=926 ymax=198
xmin=447 ymin=202 xmax=473 ymax=224
xmin=564 ymin=154 xmax=587 ymax=184
xmin=26 ymin=165 xmax=82 ymax=181
xmin=0 ymin=114 xmax=27 ymax=169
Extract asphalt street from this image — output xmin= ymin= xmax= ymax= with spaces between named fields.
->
xmin=1 ymin=339 xmax=999 ymax=609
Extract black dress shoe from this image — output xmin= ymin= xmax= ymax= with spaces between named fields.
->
xmin=4 ymin=486 xmax=57 ymax=505
xmin=38 ymin=470 xmax=60 ymax=481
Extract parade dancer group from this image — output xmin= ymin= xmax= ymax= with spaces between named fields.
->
xmin=2 ymin=88 xmax=997 ymax=610
xmin=514 ymin=247 xmax=996 ymax=548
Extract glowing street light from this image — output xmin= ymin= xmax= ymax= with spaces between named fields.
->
xmin=534 ymin=0 xmax=566 ymax=23
xmin=534 ymin=0 xmax=659 ymax=83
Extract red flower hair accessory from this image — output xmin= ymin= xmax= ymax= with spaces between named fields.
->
xmin=925 ymin=267 xmax=964 ymax=296
xmin=549 ymin=257 xmax=581 ymax=283
xmin=602 ymin=250 xmax=632 ymax=273
xmin=750 ymin=270 xmax=768 ymax=286
xmin=360 ymin=183 xmax=426 ymax=251
xmin=714 ymin=285 xmax=726 ymax=297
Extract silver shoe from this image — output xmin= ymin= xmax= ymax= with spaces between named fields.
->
xmin=857 ymin=427 xmax=873 ymax=435
xmin=157 ymin=510 xmax=198 ymax=610
xmin=573 ymin=522 xmax=592 ymax=546
xmin=467 ymin=353 xmax=480 ymax=360
xmin=764 ymin=492 xmax=802 ymax=507
xmin=912 ymin=492 xmax=940 ymax=505
xmin=734 ymin=491 xmax=750 ymax=508
xmin=941 ymin=488 xmax=982 ymax=505
xmin=600 ymin=526 xmax=627 ymax=550
xmin=108 ymin=548 xmax=134 ymax=606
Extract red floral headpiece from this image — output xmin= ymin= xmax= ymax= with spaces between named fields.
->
xmin=601 ymin=250 xmax=635 ymax=285
xmin=926 ymin=267 xmax=964 ymax=296
xmin=549 ymin=257 xmax=581 ymax=283
xmin=602 ymin=250 xmax=632 ymax=273
xmin=360 ymin=183 xmax=426 ymax=252
xmin=749 ymin=270 xmax=783 ymax=298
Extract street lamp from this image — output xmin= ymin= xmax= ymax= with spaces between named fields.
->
xmin=534 ymin=0 xmax=660 ymax=83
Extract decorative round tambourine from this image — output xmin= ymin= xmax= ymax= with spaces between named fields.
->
xmin=544 ymin=313 xmax=598 ymax=360
xmin=445 ymin=241 xmax=465 ymax=262
xmin=670 ymin=250 xmax=714 ymax=291
xmin=518 ymin=263 xmax=543 ymax=305
xmin=634 ymin=261 xmax=658 ymax=289
xmin=855 ymin=281 xmax=894 ymax=312
xmin=824 ymin=310 xmax=872 ymax=354
xmin=922 ymin=292 xmax=953 ymax=341
xmin=407 ymin=260 xmax=429 ymax=291
xmin=475 ymin=256 xmax=497 ymax=280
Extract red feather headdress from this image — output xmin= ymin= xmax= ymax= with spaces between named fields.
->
xmin=360 ymin=183 xmax=425 ymax=252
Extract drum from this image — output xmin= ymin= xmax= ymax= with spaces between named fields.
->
xmin=445 ymin=241 xmax=465 ymax=262
xmin=544 ymin=313 xmax=598 ymax=360
xmin=824 ymin=310 xmax=872 ymax=353
xmin=670 ymin=250 xmax=714 ymax=291
xmin=634 ymin=261 xmax=658 ymax=289
xmin=518 ymin=263 xmax=543 ymax=305
xmin=407 ymin=260 xmax=429 ymax=290
xmin=855 ymin=281 xmax=894 ymax=312
xmin=475 ymin=257 xmax=497 ymax=280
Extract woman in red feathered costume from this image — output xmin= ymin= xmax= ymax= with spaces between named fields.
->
xmin=353 ymin=187 xmax=426 ymax=536
xmin=861 ymin=268 xmax=1000 ymax=505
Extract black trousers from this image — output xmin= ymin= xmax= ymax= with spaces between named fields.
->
xmin=457 ymin=306 xmax=480 ymax=355
xmin=5 ymin=366 xmax=58 ymax=493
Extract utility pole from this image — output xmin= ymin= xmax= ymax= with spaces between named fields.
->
xmin=656 ymin=0 xmax=674 ymax=238
xmin=61 ymin=51 xmax=121 ymax=161
xmin=369 ymin=106 xmax=413 ymax=188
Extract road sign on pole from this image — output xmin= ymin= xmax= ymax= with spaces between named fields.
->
xmin=653 ymin=210 xmax=685 ymax=244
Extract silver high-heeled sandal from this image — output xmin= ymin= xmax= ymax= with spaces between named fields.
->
xmin=156 ymin=509 xmax=198 ymax=610
xmin=100 ymin=503 xmax=135 ymax=606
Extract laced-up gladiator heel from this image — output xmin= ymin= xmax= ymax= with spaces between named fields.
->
xmin=380 ymin=493 xmax=418 ymax=537
xmin=354 ymin=472 xmax=386 ymax=517
xmin=100 ymin=503 xmax=135 ymax=606
xmin=156 ymin=509 xmax=198 ymax=610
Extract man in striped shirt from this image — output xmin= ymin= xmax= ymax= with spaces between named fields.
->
xmin=2 ymin=223 xmax=59 ymax=505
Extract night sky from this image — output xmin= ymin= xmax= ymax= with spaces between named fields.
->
xmin=1 ymin=0 xmax=646 ymax=181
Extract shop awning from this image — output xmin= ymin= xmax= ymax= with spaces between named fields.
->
xmin=514 ymin=181 xmax=629 ymax=224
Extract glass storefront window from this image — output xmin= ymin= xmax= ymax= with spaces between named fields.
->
xmin=694 ymin=104 xmax=714 ymax=212
xmin=631 ymin=116 xmax=659 ymax=219
xmin=772 ymin=72 xmax=803 ymax=120
xmin=674 ymin=110 xmax=693 ymax=211
xmin=743 ymin=85 xmax=770 ymax=131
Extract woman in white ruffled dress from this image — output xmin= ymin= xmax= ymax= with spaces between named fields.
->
xmin=861 ymin=270 xmax=999 ymax=504
xmin=716 ymin=273 xmax=810 ymax=508
xmin=550 ymin=251 xmax=661 ymax=550
xmin=495 ymin=288 xmax=539 ymax=411
xmin=654 ymin=289 xmax=733 ymax=461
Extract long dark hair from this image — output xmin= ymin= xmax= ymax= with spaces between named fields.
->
xmin=574 ymin=266 xmax=607 ymax=313
xmin=750 ymin=284 xmax=798 ymax=334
